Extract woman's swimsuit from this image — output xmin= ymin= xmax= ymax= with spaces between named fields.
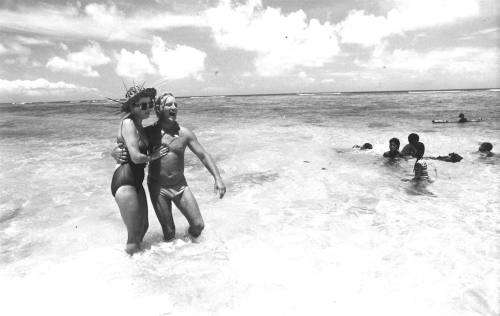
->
xmin=110 ymin=118 xmax=149 ymax=196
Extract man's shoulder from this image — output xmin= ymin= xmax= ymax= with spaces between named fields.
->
xmin=180 ymin=126 xmax=195 ymax=138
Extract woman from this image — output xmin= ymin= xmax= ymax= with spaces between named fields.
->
xmin=110 ymin=85 xmax=167 ymax=254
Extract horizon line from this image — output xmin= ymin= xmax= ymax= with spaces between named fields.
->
xmin=4 ymin=87 xmax=499 ymax=104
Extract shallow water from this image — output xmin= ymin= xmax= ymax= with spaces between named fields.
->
xmin=0 ymin=91 xmax=499 ymax=315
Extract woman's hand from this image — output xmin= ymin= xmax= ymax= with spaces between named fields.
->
xmin=214 ymin=178 xmax=226 ymax=199
xmin=111 ymin=143 xmax=129 ymax=164
xmin=150 ymin=145 xmax=169 ymax=161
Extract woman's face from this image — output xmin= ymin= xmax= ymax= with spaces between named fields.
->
xmin=131 ymin=96 xmax=152 ymax=119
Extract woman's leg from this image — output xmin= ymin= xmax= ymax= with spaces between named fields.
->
xmin=148 ymin=183 xmax=176 ymax=241
xmin=137 ymin=187 xmax=149 ymax=242
xmin=114 ymin=185 xmax=146 ymax=254
xmin=173 ymin=187 xmax=204 ymax=238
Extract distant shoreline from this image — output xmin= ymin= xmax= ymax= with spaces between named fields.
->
xmin=3 ymin=87 xmax=499 ymax=105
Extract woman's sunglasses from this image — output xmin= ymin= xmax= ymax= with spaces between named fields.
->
xmin=136 ymin=101 xmax=154 ymax=110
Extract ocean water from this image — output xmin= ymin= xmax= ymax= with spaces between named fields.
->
xmin=0 ymin=90 xmax=499 ymax=316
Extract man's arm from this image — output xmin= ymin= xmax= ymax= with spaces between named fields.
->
xmin=110 ymin=140 xmax=129 ymax=164
xmin=185 ymin=128 xmax=226 ymax=198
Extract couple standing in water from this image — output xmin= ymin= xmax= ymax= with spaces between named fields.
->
xmin=110 ymin=86 xmax=226 ymax=254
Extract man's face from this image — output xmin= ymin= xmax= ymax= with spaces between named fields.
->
xmin=161 ymin=95 xmax=178 ymax=122
xmin=389 ymin=142 xmax=399 ymax=152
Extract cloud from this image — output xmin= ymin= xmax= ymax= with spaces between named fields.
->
xmin=365 ymin=47 xmax=498 ymax=72
xmin=151 ymin=36 xmax=206 ymax=80
xmin=0 ymin=78 xmax=97 ymax=97
xmin=0 ymin=42 xmax=31 ymax=56
xmin=14 ymin=36 xmax=52 ymax=46
xmin=115 ymin=49 xmax=156 ymax=79
xmin=205 ymin=0 xmax=340 ymax=76
xmin=0 ymin=3 xmax=205 ymax=43
xmin=358 ymin=46 xmax=500 ymax=84
xmin=46 ymin=42 xmax=110 ymax=77
xmin=338 ymin=0 xmax=481 ymax=46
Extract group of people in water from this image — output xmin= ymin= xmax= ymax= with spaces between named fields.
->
xmin=353 ymin=131 xmax=495 ymax=181
xmin=109 ymin=86 xmax=495 ymax=254
xmin=110 ymin=85 xmax=226 ymax=254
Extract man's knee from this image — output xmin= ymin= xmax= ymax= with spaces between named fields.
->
xmin=189 ymin=221 xmax=204 ymax=237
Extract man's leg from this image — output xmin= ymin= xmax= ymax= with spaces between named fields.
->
xmin=173 ymin=187 xmax=204 ymax=238
xmin=148 ymin=182 xmax=176 ymax=241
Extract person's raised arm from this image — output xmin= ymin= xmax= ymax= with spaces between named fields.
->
xmin=186 ymin=128 xmax=226 ymax=198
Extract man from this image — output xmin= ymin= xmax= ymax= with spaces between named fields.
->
xmin=458 ymin=113 xmax=468 ymax=123
xmin=112 ymin=93 xmax=226 ymax=242
xmin=383 ymin=137 xmax=401 ymax=158
xmin=400 ymin=133 xmax=420 ymax=157
xmin=478 ymin=142 xmax=495 ymax=157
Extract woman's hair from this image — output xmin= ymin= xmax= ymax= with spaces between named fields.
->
xmin=121 ymin=86 xmax=157 ymax=113
xmin=414 ymin=141 xmax=425 ymax=159
xmin=389 ymin=137 xmax=400 ymax=148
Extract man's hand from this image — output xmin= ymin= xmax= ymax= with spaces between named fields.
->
xmin=111 ymin=144 xmax=130 ymax=164
xmin=214 ymin=178 xmax=226 ymax=199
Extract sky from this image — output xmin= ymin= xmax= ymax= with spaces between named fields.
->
xmin=0 ymin=0 xmax=498 ymax=102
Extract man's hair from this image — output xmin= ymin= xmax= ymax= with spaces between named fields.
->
xmin=408 ymin=133 xmax=419 ymax=144
xmin=479 ymin=142 xmax=493 ymax=152
xmin=389 ymin=137 xmax=400 ymax=148
xmin=459 ymin=113 xmax=465 ymax=118
xmin=414 ymin=141 xmax=425 ymax=159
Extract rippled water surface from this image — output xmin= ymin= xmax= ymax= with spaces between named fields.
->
xmin=0 ymin=90 xmax=499 ymax=315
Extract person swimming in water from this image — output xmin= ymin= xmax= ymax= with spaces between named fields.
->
xmin=478 ymin=142 xmax=494 ymax=157
xmin=427 ymin=152 xmax=463 ymax=163
xmin=412 ymin=142 xmax=435 ymax=181
xmin=383 ymin=137 xmax=401 ymax=158
xmin=113 ymin=93 xmax=226 ymax=242
xmin=458 ymin=113 xmax=468 ymax=123
xmin=110 ymin=85 xmax=168 ymax=254
xmin=400 ymin=133 xmax=419 ymax=157
xmin=353 ymin=143 xmax=373 ymax=150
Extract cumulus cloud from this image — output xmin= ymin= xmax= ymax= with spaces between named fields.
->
xmin=46 ymin=42 xmax=110 ymax=77
xmin=0 ymin=78 xmax=97 ymax=97
xmin=362 ymin=46 xmax=499 ymax=74
xmin=115 ymin=49 xmax=156 ymax=79
xmin=338 ymin=0 xmax=480 ymax=46
xmin=0 ymin=3 xmax=205 ymax=43
xmin=151 ymin=36 xmax=206 ymax=80
xmin=205 ymin=0 xmax=340 ymax=76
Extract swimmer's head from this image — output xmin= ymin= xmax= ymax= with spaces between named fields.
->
xmin=459 ymin=113 xmax=465 ymax=118
xmin=361 ymin=143 xmax=373 ymax=150
xmin=408 ymin=133 xmax=419 ymax=144
xmin=414 ymin=141 xmax=425 ymax=159
xmin=479 ymin=142 xmax=493 ymax=152
xmin=389 ymin=138 xmax=400 ymax=151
